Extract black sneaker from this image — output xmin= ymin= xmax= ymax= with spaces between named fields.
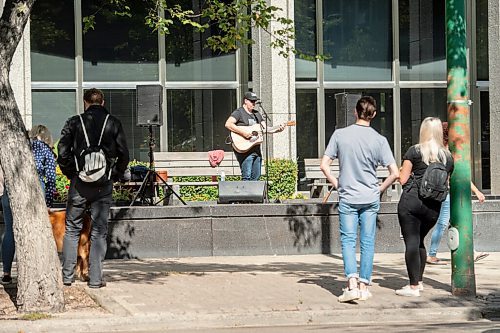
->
xmin=1 ymin=275 xmax=12 ymax=285
xmin=63 ymin=277 xmax=75 ymax=286
xmin=88 ymin=281 xmax=107 ymax=289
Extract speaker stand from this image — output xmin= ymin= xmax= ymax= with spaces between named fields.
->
xmin=130 ymin=126 xmax=186 ymax=206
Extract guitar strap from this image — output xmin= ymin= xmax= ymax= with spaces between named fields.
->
xmin=251 ymin=112 xmax=259 ymax=125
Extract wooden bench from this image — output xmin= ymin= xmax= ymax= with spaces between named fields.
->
xmin=154 ymin=151 xmax=243 ymax=184
xmin=121 ymin=152 xmax=269 ymax=204
xmin=304 ymin=158 xmax=397 ymax=201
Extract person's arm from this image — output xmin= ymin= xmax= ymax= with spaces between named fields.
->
xmin=471 ymin=182 xmax=486 ymax=203
xmin=320 ymin=155 xmax=339 ymax=190
xmin=57 ymin=119 xmax=77 ymax=179
xmin=225 ymin=116 xmax=253 ymax=139
xmin=399 ymin=159 xmax=413 ymax=185
xmin=379 ymin=163 xmax=399 ymax=193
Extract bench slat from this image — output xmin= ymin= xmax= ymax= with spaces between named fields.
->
xmin=303 ymin=158 xmax=394 ymax=200
xmin=154 ymin=151 xmax=236 ymax=161
xmin=155 ymin=160 xmax=239 ymax=168
xmin=165 ymin=167 xmax=242 ymax=177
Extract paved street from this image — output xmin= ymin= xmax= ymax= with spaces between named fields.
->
xmin=91 ymin=321 xmax=500 ymax=333
xmin=1 ymin=253 xmax=499 ymax=332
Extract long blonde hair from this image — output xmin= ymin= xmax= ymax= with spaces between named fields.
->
xmin=29 ymin=124 xmax=54 ymax=148
xmin=416 ymin=117 xmax=448 ymax=165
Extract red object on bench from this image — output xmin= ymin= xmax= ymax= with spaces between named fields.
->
xmin=208 ymin=150 xmax=225 ymax=167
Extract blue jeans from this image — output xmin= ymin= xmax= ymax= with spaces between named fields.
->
xmin=1 ymin=192 xmax=15 ymax=274
xmin=338 ymin=200 xmax=380 ymax=285
xmin=428 ymin=194 xmax=450 ymax=257
xmin=239 ymin=152 xmax=262 ymax=181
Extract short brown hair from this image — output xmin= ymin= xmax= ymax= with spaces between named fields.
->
xmin=355 ymin=96 xmax=377 ymax=121
xmin=83 ymin=88 xmax=104 ymax=105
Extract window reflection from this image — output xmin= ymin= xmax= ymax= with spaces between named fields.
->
xmin=167 ymin=90 xmax=236 ymax=151
xmin=30 ymin=1 xmax=75 ymax=81
xmin=477 ymin=0 xmax=489 ymax=81
xmin=82 ymin=0 xmax=159 ymax=81
xmin=32 ymin=90 xmax=76 ymax=142
xmin=295 ymin=1 xmax=317 ymax=81
xmin=400 ymin=89 xmax=446 ymax=155
xmin=323 ymin=0 xmax=392 ymax=81
xmin=480 ymin=92 xmax=490 ymax=189
xmin=296 ymin=90 xmax=318 ymax=189
xmin=325 ymin=90 xmax=394 ymax=151
xmin=399 ymin=0 xmax=446 ymax=81
xmin=102 ymin=90 xmax=160 ymax=161
xmin=164 ymin=0 xmax=236 ymax=81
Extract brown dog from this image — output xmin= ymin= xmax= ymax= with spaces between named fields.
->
xmin=49 ymin=209 xmax=91 ymax=281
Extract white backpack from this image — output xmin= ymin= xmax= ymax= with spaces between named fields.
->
xmin=75 ymin=114 xmax=111 ymax=183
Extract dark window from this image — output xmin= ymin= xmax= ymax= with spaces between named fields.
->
xmin=31 ymin=0 xmax=75 ymax=81
xmin=296 ymin=90 xmax=318 ymax=189
xmin=82 ymin=0 xmax=159 ymax=81
xmin=167 ymin=90 xmax=236 ymax=152
xmin=400 ymin=89 xmax=447 ymax=155
xmin=399 ymin=0 xmax=446 ymax=81
xmin=323 ymin=0 xmax=392 ymax=81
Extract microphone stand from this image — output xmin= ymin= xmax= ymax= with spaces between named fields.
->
xmin=256 ymin=101 xmax=270 ymax=203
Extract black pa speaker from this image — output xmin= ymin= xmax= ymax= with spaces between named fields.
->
xmin=335 ymin=93 xmax=361 ymax=129
xmin=218 ymin=181 xmax=266 ymax=204
xmin=137 ymin=85 xmax=163 ymax=126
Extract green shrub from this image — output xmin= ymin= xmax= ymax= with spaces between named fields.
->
xmin=173 ymin=159 xmax=298 ymax=202
xmin=54 ymin=159 xmax=298 ymax=203
xmin=173 ymin=176 xmax=220 ymax=201
xmin=266 ymin=158 xmax=298 ymax=200
xmin=54 ymin=160 xmax=149 ymax=203
xmin=54 ymin=171 xmax=70 ymax=203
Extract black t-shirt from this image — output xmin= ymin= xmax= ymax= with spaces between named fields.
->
xmin=402 ymin=145 xmax=454 ymax=191
xmin=230 ymin=107 xmax=263 ymax=126
xmin=230 ymin=107 xmax=264 ymax=156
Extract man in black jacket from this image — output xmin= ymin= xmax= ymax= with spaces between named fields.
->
xmin=57 ymin=88 xmax=129 ymax=288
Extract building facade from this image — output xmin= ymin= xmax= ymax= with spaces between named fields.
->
xmin=3 ymin=0 xmax=500 ymax=193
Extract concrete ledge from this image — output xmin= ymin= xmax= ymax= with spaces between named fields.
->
xmin=2 ymin=201 xmax=499 ymax=259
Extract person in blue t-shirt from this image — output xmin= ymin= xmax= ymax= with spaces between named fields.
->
xmin=320 ymin=96 xmax=399 ymax=302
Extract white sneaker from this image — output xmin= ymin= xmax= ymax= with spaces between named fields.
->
xmin=338 ymin=288 xmax=360 ymax=302
xmin=400 ymin=283 xmax=424 ymax=292
xmin=358 ymin=289 xmax=373 ymax=301
xmin=395 ymin=286 xmax=420 ymax=297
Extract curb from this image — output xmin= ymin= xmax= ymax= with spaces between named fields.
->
xmin=0 ymin=306 xmax=486 ymax=333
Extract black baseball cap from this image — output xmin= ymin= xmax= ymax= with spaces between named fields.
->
xmin=244 ymin=91 xmax=259 ymax=101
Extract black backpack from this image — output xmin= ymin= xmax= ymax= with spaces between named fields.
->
xmin=418 ymin=162 xmax=448 ymax=202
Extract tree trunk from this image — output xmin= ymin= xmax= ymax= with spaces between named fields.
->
xmin=1 ymin=0 xmax=64 ymax=312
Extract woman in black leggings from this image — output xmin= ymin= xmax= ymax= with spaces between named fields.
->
xmin=396 ymin=117 xmax=453 ymax=297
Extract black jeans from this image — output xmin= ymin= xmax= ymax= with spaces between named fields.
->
xmin=62 ymin=178 xmax=112 ymax=285
xmin=397 ymin=189 xmax=441 ymax=285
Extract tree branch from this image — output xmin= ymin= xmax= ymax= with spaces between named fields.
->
xmin=0 ymin=0 xmax=35 ymax=65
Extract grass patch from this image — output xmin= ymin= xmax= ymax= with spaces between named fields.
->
xmin=19 ymin=312 xmax=51 ymax=321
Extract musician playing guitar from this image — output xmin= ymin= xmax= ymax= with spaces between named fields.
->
xmin=225 ymin=91 xmax=285 ymax=181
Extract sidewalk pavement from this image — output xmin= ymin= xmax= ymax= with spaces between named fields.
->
xmin=1 ymin=253 xmax=499 ymax=332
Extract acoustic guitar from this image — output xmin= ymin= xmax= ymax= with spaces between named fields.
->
xmin=230 ymin=121 xmax=296 ymax=153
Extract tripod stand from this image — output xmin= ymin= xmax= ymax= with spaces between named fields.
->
xmin=130 ymin=126 xmax=186 ymax=206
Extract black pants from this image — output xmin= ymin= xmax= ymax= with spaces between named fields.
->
xmin=397 ymin=189 xmax=441 ymax=285
xmin=62 ymin=178 xmax=113 ymax=286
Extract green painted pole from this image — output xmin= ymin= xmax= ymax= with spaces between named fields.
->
xmin=446 ymin=0 xmax=476 ymax=296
